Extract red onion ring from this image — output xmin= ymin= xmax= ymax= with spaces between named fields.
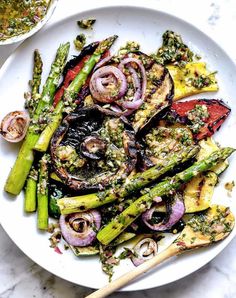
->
xmin=119 ymin=57 xmax=147 ymax=103
xmin=131 ymin=238 xmax=158 ymax=267
xmin=0 ymin=111 xmax=29 ymax=143
xmin=142 ymin=194 xmax=185 ymax=231
xmin=59 ymin=210 xmax=101 ymax=246
xmin=89 ymin=66 xmax=127 ymax=103
xmin=94 ymin=53 xmax=113 ymax=71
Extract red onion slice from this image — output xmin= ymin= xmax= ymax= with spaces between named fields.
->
xmin=0 ymin=111 xmax=29 ymax=143
xmin=142 ymin=194 xmax=185 ymax=231
xmin=131 ymin=238 xmax=158 ymax=267
xmin=89 ymin=65 xmax=127 ymax=103
xmin=118 ymin=57 xmax=147 ymax=110
xmin=59 ymin=210 xmax=101 ymax=246
xmin=119 ymin=57 xmax=147 ymax=99
xmin=94 ymin=53 xmax=113 ymax=71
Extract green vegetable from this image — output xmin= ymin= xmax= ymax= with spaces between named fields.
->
xmin=4 ymin=43 xmax=70 ymax=196
xmin=57 ymin=145 xmax=199 ymax=214
xmin=48 ymin=187 xmax=62 ymax=219
xmin=25 ymin=50 xmax=43 ymax=117
xmin=70 ymin=245 xmax=99 ymax=256
xmin=37 ymin=154 xmax=50 ymax=230
xmin=97 ymin=147 xmax=235 ymax=245
xmin=24 ymin=168 xmax=38 ymax=212
xmin=34 ymin=35 xmax=118 ymax=153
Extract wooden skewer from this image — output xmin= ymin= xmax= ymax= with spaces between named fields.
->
xmin=86 ymin=205 xmax=234 ymax=298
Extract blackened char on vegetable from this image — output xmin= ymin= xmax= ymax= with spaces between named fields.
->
xmin=50 ymin=106 xmax=137 ymax=191
xmin=53 ymin=42 xmax=99 ymax=107
xmin=169 ymin=99 xmax=231 ymax=140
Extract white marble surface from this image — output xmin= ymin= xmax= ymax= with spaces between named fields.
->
xmin=1 ymin=0 xmax=236 ymax=297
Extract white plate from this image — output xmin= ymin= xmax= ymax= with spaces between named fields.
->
xmin=1 ymin=2 xmax=236 ymax=291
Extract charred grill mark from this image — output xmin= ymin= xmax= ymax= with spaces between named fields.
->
xmin=208 ymin=111 xmax=231 ymax=131
xmin=151 ymin=68 xmax=167 ymax=88
xmin=197 ymin=177 xmax=205 ymax=206
xmin=166 ymin=72 xmax=175 ymax=104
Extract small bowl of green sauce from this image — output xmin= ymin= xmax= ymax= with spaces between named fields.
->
xmin=0 ymin=0 xmax=58 ymax=45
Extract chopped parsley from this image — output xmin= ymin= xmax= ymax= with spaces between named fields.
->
xmin=77 ymin=19 xmax=96 ymax=29
xmin=187 ymin=104 xmax=209 ymax=134
xmin=74 ymin=33 xmax=86 ymax=51
xmin=155 ymin=30 xmax=194 ymax=66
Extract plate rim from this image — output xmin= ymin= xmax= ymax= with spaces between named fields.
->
xmin=1 ymin=0 xmax=236 ymax=291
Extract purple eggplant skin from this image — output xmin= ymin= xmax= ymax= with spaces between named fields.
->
xmin=50 ymin=106 xmax=137 ymax=192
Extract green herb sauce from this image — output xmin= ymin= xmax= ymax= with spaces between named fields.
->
xmin=0 ymin=0 xmax=50 ymax=41
xmin=155 ymin=30 xmax=194 ymax=66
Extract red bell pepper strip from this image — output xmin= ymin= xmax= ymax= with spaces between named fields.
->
xmin=171 ymin=99 xmax=231 ymax=140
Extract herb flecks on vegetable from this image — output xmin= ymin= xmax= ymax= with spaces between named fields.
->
xmin=57 ymin=146 xmax=199 ymax=214
xmin=37 ymin=154 xmax=50 ymax=230
xmin=77 ymin=19 xmax=96 ymax=29
xmin=4 ymin=43 xmax=70 ymax=196
xmin=25 ymin=49 xmax=43 ymax=117
xmin=167 ymin=62 xmax=218 ymax=100
xmin=155 ymin=30 xmax=194 ymax=66
xmin=34 ymin=35 xmax=118 ymax=153
xmin=74 ymin=34 xmax=86 ymax=51
xmin=97 ymin=148 xmax=235 ymax=245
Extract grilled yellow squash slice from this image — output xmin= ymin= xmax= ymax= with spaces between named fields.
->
xmin=184 ymin=171 xmax=217 ymax=213
xmin=197 ymin=138 xmax=229 ymax=175
xmin=184 ymin=137 xmax=228 ymax=213
xmin=167 ymin=62 xmax=218 ymax=101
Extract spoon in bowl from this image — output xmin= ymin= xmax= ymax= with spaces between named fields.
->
xmin=86 ymin=205 xmax=234 ymax=298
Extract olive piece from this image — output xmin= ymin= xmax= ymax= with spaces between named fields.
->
xmin=80 ymin=136 xmax=106 ymax=160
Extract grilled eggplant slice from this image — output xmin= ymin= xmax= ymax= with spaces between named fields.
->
xmin=167 ymin=62 xmax=218 ymax=101
xmin=51 ymin=106 xmax=137 ymax=191
xmin=132 ymin=56 xmax=174 ymax=132
xmin=87 ymin=51 xmax=174 ymax=132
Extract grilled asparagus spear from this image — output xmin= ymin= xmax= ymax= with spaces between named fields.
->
xmin=24 ymin=168 xmax=38 ymax=212
xmin=4 ymin=43 xmax=70 ymax=195
xmin=57 ymin=145 xmax=199 ymax=214
xmin=34 ymin=35 xmax=118 ymax=153
xmin=25 ymin=50 xmax=43 ymax=117
xmin=37 ymin=154 xmax=50 ymax=230
xmin=97 ymin=147 xmax=235 ymax=245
